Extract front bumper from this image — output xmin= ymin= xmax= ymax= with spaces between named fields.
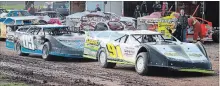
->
xmin=166 ymin=60 xmax=214 ymax=74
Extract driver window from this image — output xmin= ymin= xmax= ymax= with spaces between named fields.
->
xmin=27 ymin=27 xmax=41 ymax=35
xmin=142 ymin=35 xmax=156 ymax=43
xmin=110 ymin=33 xmax=127 ymax=43
xmin=17 ymin=27 xmax=29 ymax=32
xmin=127 ymin=35 xmax=140 ymax=44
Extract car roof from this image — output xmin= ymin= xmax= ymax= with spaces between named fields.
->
xmin=31 ymin=24 xmax=68 ymax=28
xmin=8 ymin=10 xmax=27 ymax=12
xmin=115 ymin=30 xmax=162 ymax=35
xmin=36 ymin=11 xmax=57 ymax=13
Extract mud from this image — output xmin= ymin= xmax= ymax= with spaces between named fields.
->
xmin=0 ymin=41 xmax=219 ymax=86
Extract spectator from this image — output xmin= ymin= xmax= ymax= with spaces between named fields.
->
xmin=95 ymin=4 xmax=101 ymax=11
xmin=28 ymin=4 xmax=35 ymax=15
xmin=140 ymin=1 xmax=148 ymax=16
xmin=188 ymin=17 xmax=204 ymax=43
xmin=133 ymin=5 xmax=141 ymax=19
xmin=152 ymin=1 xmax=161 ymax=12
xmin=177 ymin=9 xmax=188 ymax=42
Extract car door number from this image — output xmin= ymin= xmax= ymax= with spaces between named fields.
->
xmin=22 ymin=35 xmax=34 ymax=50
xmin=106 ymin=43 xmax=123 ymax=59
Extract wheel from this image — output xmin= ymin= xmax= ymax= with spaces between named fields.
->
xmin=42 ymin=42 xmax=52 ymax=61
xmin=15 ymin=43 xmax=29 ymax=56
xmin=135 ymin=52 xmax=149 ymax=75
xmin=98 ymin=48 xmax=116 ymax=68
xmin=212 ymin=30 xmax=219 ymax=43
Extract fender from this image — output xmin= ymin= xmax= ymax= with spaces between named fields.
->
xmin=0 ymin=18 xmax=6 ymax=22
xmin=141 ymin=44 xmax=169 ymax=67
xmin=196 ymin=41 xmax=208 ymax=59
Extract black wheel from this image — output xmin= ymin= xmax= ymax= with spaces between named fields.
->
xmin=135 ymin=52 xmax=149 ymax=75
xmin=42 ymin=42 xmax=52 ymax=61
xmin=212 ymin=30 xmax=219 ymax=43
xmin=98 ymin=48 xmax=116 ymax=68
xmin=15 ymin=43 xmax=29 ymax=56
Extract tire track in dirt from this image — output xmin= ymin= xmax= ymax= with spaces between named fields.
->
xmin=0 ymin=41 xmax=218 ymax=86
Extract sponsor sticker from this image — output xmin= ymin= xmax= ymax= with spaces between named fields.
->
xmin=86 ymin=39 xmax=99 ymax=46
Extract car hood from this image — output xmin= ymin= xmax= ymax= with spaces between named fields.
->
xmin=120 ymin=17 xmax=135 ymax=22
xmin=53 ymin=34 xmax=85 ymax=48
xmin=149 ymin=43 xmax=208 ymax=62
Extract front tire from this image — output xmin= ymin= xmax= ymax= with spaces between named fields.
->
xmin=135 ymin=52 xmax=149 ymax=75
xmin=42 ymin=42 xmax=52 ymax=61
xmin=98 ymin=48 xmax=116 ymax=68
xmin=212 ymin=30 xmax=219 ymax=43
xmin=15 ymin=43 xmax=29 ymax=56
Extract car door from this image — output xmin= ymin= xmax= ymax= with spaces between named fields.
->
xmin=107 ymin=33 xmax=140 ymax=64
xmin=118 ymin=35 xmax=140 ymax=63
xmin=84 ymin=31 xmax=111 ymax=58
xmin=21 ymin=26 xmax=41 ymax=50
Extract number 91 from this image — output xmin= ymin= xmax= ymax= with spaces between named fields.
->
xmin=106 ymin=43 xmax=123 ymax=59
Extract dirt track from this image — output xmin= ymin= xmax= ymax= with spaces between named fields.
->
xmin=0 ymin=41 xmax=219 ymax=86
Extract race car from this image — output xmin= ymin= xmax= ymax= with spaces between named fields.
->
xmin=104 ymin=12 xmax=136 ymax=28
xmin=93 ymin=21 xmax=125 ymax=31
xmin=6 ymin=25 xmax=85 ymax=61
xmin=0 ymin=17 xmax=38 ymax=39
xmin=66 ymin=11 xmax=135 ymax=31
xmin=0 ymin=10 xmax=47 ymax=39
xmin=137 ymin=11 xmax=178 ymax=39
xmin=0 ymin=8 xmax=7 ymax=14
xmin=83 ymin=30 xmax=213 ymax=75
xmin=66 ymin=11 xmax=108 ymax=31
xmin=35 ymin=11 xmax=64 ymax=25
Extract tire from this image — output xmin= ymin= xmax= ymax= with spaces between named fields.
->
xmin=98 ymin=48 xmax=116 ymax=68
xmin=42 ymin=42 xmax=52 ymax=61
xmin=15 ymin=43 xmax=29 ymax=56
xmin=135 ymin=52 xmax=149 ymax=75
xmin=212 ymin=30 xmax=219 ymax=43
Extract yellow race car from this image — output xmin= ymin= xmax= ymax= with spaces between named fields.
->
xmin=137 ymin=11 xmax=178 ymax=39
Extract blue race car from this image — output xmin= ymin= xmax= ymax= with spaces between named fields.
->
xmin=6 ymin=25 xmax=85 ymax=60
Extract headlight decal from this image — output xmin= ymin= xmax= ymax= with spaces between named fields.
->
xmin=164 ymin=52 xmax=179 ymax=56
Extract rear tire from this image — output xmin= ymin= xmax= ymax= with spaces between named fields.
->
xmin=98 ymin=48 xmax=116 ymax=68
xmin=135 ymin=52 xmax=149 ymax=75
xmin=42 ymin=42 xmax=52 ymax=61
xmin=15 ymin=43 xmax=29 ymax=56
xmin=212 ymin=30 xmax=219 ymax=43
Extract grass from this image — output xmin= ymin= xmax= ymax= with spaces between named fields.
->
xmin=0 ymin=74 xmax=28 ymax=86
xmin=0 ymin=83 xmax=28 ymax=86
xmin=0 ymin=5 xmax=24 ymax=10
xmin=0 ymin=5 xmax=44 ymax=10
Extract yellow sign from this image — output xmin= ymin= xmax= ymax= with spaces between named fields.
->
xmin=86 ymin=39 xmax=99 ymax=46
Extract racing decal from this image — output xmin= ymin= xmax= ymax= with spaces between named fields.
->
xmin=106 ymin=43 xmax=123 ymax=59
xmin=164 ymin=52 xmax=179 ymax=56
xmin=124 ymin=47 xmax=135 ymax=56
xmin=86 ymin=39 xmax=99 ymax=46
xmin=22 ymin=35 xmax=35 ymax=50
xmin=188 ymin=53 xmax=202 ymax=57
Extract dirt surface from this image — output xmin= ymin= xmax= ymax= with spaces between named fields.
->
xmin=0 ymin=41 xmax=219 ymax=86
